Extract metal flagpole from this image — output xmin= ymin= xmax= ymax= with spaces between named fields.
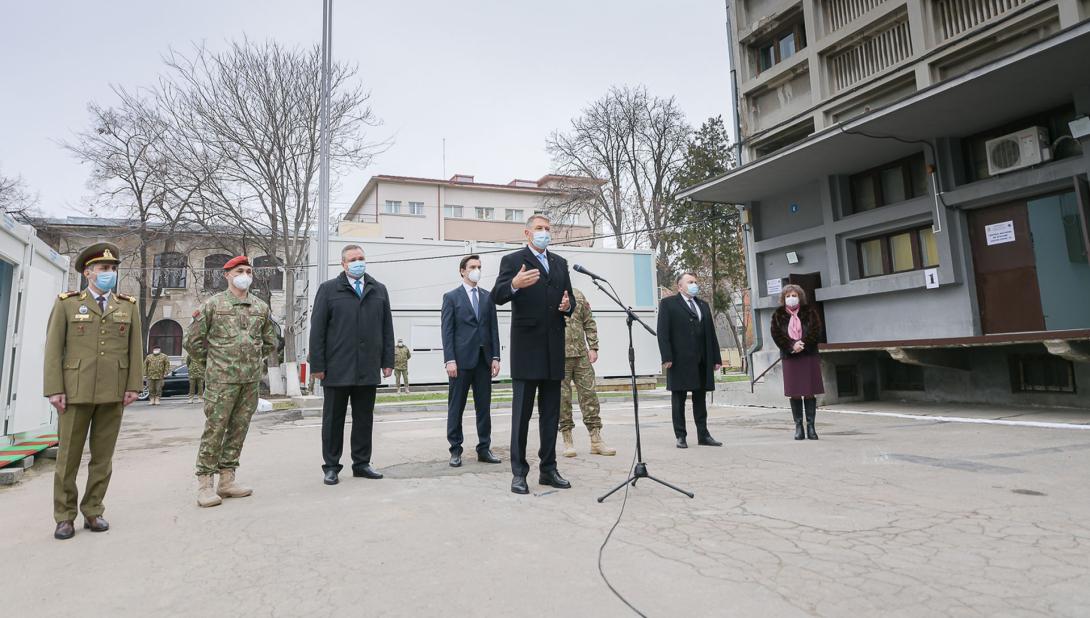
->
xmin=316 ymin=0 xmax=333 ymax=395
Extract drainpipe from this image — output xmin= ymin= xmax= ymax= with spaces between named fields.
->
xmin=723 ymin=0 xmax=744 ymax=167
xmin=739 ymin=204 xmax=763 ymax=386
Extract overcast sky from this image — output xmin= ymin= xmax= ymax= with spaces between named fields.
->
xmin=1 ymin=0 xmax=733 ymax=217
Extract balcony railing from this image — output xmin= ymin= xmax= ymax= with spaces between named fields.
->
xmin=823 ymin=0 xmax=888 ymax=34
xmin=828 ymin=18 xmax=913 ymax=92
xmin=933 ymin=0 xmax=1031 ymax=40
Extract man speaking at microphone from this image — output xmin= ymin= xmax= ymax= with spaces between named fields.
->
xmin=493 ymin=214 xmax=575 ymax=494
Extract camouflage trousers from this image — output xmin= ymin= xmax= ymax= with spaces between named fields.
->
xmin=188 ymin=377 xmax=204 ymax=398
xmin=394 ymin=369 xmax=408 ymax=388
xmin=195 ymin=381 xmax=260 ymax=476
xmin=148 ymin=378 xmax=164 ymax=397
xmin=560 ymin=355 xmax=601 ymax=432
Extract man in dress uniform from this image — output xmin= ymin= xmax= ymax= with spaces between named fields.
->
xmin=185 ymin=256 xmax=278 ymax=507
xmin=44 ymin=242 xmax=143 ymax=540
xmin=559 ymin=288 xmax=616 ymax=458
xmin=144 ymin=346 xmax=171 ymax=405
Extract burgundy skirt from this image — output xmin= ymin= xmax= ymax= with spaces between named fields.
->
xmin=782 ymin=354 xmax=825 ymax=397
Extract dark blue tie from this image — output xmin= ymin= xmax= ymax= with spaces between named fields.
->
xmin=471 ymin=287 xmax=479 ymax=319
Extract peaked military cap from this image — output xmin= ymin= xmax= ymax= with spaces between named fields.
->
xmin=75 ymin=242 xmax=122 ymax=272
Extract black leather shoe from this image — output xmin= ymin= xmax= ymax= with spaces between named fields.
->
xmin=323 ymin=470 xmax=339 ymax=485
xmin=697 ymin=434 xmax=723 ymax=447
xmin=538 ymin=470 xmax=571 ymax=489
xmin=477 ymin=450 xmax=501 ymax=464
xmin=676 ymin=437 xmax=688 ymax=449
xmin=449 ymin=454 xmax=462 ymax=468
xmin=83 ymin=516 xmax=109 ymax=532
xmin=511 ymin=476 xmax=529 ymax=494
xmin=353 ymin=465 xmax=384 ymax=479
xmin=54 ymin=520 xmax=75 ymax=540
xmin=794 ymin=422 xmax=806 ymax=440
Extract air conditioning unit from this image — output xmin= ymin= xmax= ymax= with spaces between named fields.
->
xmin=985 ymin=127 xmax=1051 ymax=176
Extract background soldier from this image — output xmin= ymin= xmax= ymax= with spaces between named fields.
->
xmin=186 ymin=309 xmax=206 ymax=403
xmin=560 ymin=288 xmax=616 ymax=457
xmin=144 ymin=346 xmax=171 ymax=405
xmin=393 ymin=338 xmax=411 ymax=393
xmin=185 ymin=256 xmax=278 ymax=508
xmin=43 ymin=242 xmax=143 ymax=540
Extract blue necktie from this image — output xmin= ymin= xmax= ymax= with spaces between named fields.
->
xmin=537 ymin=253 xmax=549 ymax=274
xmin=354 ymin=279 xmax=363 ymax=297
xmin=471 ymin=287 xmax=479 ymax=319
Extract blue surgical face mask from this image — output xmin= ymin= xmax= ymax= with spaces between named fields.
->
xmin=687 ymin=282 xmax=700 ymax=297
xmin=531 ymin=230 xmax=551 ymax=250
xmin=347 ymin=260 xmax=366 ymax=278
xmin=94 ymin=271 xmax=117 ymax=292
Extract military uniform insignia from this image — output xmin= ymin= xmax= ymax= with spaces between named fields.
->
xmin=59 ymin=291 xmax=78 ymax=300
xmin=78 ymin=305 xmax=89 ymax=314
xmin=103 ymin=248 xmax=115 ymax=261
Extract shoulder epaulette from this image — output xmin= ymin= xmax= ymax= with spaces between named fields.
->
xmin=117 ymin=293 xmax=137 ymax=303
xmin=58 ymin=291 xmax=78 ymax=300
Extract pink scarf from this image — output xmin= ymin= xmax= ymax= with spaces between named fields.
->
xmin=786 ymin=305 xmax=803 ymax=341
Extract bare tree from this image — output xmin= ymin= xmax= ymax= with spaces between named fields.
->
xmin=0 ymin=168 xmax=39 ymax=222
xmin=61 ymin=88 xmax=196 ymax=352
xmin=546 ymin=86 xmax=691 ymax=266
xmin=158 ymin=40 xmax=381 ymax=396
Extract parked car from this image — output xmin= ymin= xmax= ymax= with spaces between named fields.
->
xmin=138 ymin=365 xmax=191 ymax=401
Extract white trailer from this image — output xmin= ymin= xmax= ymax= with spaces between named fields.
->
xmin=0 ymin=213 xmax=70 ymax=443
xmin=305 ymin=237 xmax=660 ymax=385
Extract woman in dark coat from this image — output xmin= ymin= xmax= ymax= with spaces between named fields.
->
xmin=770 ymin=284 xmax=824 ymax=440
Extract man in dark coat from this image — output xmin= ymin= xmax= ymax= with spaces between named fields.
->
xmin=493 ymin=214 xmax=575 ymax=494
xmin=441 ymin=254 xmax=502 ymax=467
xmin=657 ymin=273 xmax=723 ymax=449
xmin=309 ymin=244 xmax=395 ymax=485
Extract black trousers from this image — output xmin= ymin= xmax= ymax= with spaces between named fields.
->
xmin=321 ymin=385 xmax=376 ymax=473
xmin=447 ymin=349 xmax=493 ymax=455
xmin=671 ymin=390 xmax=710 ymax=439
xmin=510 ymin=379 xmax=561 ymax=477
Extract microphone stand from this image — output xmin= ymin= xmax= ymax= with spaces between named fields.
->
xmin=587 ymin=276 xmax=693 ymax=503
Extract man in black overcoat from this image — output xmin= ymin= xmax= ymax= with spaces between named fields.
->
xmin=657 ymin=272 xmax=723 ymax=448
xmin=493 ymin=214 xmax=575 ymax=494
xmin=309 ymin=244 xmax=395 ymax=485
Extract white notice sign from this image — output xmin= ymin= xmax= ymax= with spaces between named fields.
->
xmin=924 ymin=268 xmax=939 ymax=289
xmin=766 ymin=278 xmax=783 ymax=295
xmin=985 ymin=220 xmax=1016 ymax=246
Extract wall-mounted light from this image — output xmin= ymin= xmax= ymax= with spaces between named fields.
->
xmin=786 ymin=251 xmax=799 ymax=265
xmin=1069 ymin=116 xmax=1090 ymax=140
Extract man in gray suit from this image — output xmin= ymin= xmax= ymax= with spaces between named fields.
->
xmin=441 ymin=255 xmax=502 ymax=468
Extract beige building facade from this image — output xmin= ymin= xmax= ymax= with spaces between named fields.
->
xmin=33 ymin=217 xmax=291 ymax=361
xmin=340 ymin=174 xmax=602 ymax=246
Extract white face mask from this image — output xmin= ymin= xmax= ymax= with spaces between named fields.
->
xmin=467 ymin=268 xmax=482 ymax=283
xmin=232 ymin=274 xmax=253 ymax=291
xmin=153 ymin=349 xmax=161 ymax=355
xmin=785 ymin=296 xmax=800 ymax=308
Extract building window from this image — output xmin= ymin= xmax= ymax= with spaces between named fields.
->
xmin=408 ymin=201 xmax=425 ymax=215
xmin=882 ymin=359 xmax=925 ymax=391
xmin=253 ymin=255 xmax=284 ymax=291
xmin=1009 ymin=355 xmax=1076 ymax=393
xmin=848 ymin=154 xmax=927 ymax=214
xmin=444 ymin=204 xmax=463 ymax=218
xmin=752 ymin=18 xmax=806 ymax=74
xmin=475 ymin=207 xmax=495 ymax=220
xmin=554 ymin=212 xmax=577 ymax=226
xmin=203 ymin=254 xmax=230 ymax=291
xmin=153 ymin=252 xmax=187 ymax=289
xmin=857 ymin=225 xmax=939 ymax=278
xmin=836 ymin=365 xmax=859 ymax=397
xmin=149 ymin=319 xmax=183 ymax=356
xmin=504 ymin=208 xmax=524 ymax=222
xmin=384 ymin=200 xmax=402 ymax=214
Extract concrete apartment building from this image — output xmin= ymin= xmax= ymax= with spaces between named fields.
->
xmin=32 ymin=217 xmax=291 ymax=360
xmin=682 ymin=0 xmax=1090 ymax=406
xmin=339 ymin=173 xmax=602 ymax=246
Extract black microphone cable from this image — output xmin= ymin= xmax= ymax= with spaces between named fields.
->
xmin=597 ymin=438 xmax=648 ymax=618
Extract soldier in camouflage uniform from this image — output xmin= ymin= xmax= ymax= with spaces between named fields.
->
xmin=393 ymin=338 xmax=411 ymax=393
xmin=186 ymin=310 xmax=206 ymax=403
xmin=144 ymin=347 xmax=171 ymax=405
xmin=184 ymin=256 xmax=278 ymax=508
xmin=560 ymin=288 xmax=616 ymax=457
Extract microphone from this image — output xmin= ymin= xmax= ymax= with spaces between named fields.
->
xmin=573 ymin=264 xmax=605 ymax=280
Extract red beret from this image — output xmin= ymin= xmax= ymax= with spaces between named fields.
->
xmin=223 ymin=255 xmax=250 ymax=271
